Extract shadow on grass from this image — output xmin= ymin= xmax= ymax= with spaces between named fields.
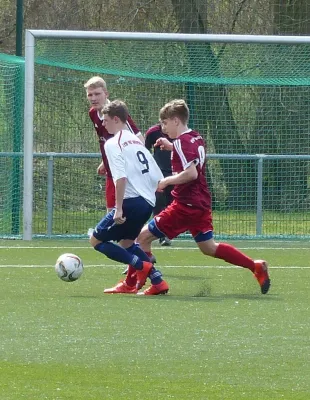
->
xmin=131 ymin=292 xmax=280 ymax=302
xmin=163 ymin=273 xmax=210 ymax=282
xmin=216 ymin=293 xmax=280 ymax=300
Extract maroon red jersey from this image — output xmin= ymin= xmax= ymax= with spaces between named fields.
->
xmin=171 ymin=129 xmax=211 ymax=210
xmin=88 ymin=107 xmax=141 ymax=177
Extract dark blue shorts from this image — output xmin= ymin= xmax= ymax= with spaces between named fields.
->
xmin=93 ymin=196 xmax=153 ymax=242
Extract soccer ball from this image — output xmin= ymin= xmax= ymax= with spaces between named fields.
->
xmin=55 ymin=253 xmax=84 ymax=282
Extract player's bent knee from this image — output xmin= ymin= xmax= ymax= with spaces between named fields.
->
xmin=138 ymin=228 xmax=155 ymax=246
xmin=137 ymin=229 xmax=147 ymax=245
xmin=136 ymin=224 xmax=148 ymax=241
xmin=147 ymin=218 xmax=165 ymax=240
xmin=197 ymin=238 xmax=218 ymax=257
xmin=201 ymin=247 xmax=216 ymax=257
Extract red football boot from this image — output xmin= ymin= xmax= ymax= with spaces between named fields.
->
xmin=254 ymin=260 xmax=270 ymax=294
xmin=138 ymin=280 xmax=169 ymax=296
xmin=104 ymin=281 xmax=137 ymax=294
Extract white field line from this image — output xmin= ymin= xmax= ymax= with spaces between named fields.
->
xmin=0 ymin=264 xmax=309 ymax=269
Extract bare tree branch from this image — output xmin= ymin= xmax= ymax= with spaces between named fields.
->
xmin=231 ymin=0 xmax=249 ymax=33
xmin=218 ymin=0 xmax=249 ymax=61
xmin=119 ymin=0 xmax=155 ymax=29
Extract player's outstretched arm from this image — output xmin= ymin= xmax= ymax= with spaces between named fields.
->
xmin=155 ymin=138 xmax=173 ymax=151
xmin=158 ymin=162 xmax=197 ymax=191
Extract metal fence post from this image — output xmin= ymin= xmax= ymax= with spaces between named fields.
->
xmin=47 ymin=154 xmax=54 ymax=237
xmin=256 ymin=155 xmax=264 ymax=235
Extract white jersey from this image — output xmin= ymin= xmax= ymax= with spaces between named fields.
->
xmin=105 ymin=129 xmax=163 ymax=206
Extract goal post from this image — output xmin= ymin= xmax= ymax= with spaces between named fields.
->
xmin=0 ymin=53 xmax=24 ymax=238
xmin=21 ymin=30 xmax=310 ymax=240
xmin=24 ymin=30 xmax=35 ymax=240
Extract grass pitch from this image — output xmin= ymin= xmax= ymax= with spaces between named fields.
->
xmin=0 ymin=239 xmax=310 ymax=400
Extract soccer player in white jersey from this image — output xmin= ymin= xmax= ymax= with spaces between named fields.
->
xmin=89 ymin=100 xmax=169 ymax=295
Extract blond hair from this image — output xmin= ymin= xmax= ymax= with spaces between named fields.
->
xmin=84 ymin=76 xmax=107 ymax=91
xmin=159 ymin=99 xmax=189 ymax=124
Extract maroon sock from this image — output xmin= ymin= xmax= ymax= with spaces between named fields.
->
xmin=214 ymin=243 xmax=255 ymax=272
xmin=125 ymin=265 xmax=137 ymax=286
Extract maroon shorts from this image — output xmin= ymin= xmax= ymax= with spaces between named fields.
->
xmin=105 ymin=176 xmax=115 ymax=209
xmin=154 ymin=200 xmax=213 ymax=239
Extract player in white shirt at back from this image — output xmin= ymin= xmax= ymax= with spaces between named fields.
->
xmin=89 ymin=100 xmax=169 ymax=295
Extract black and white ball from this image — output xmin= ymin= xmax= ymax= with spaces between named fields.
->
xmin=55 ymin=253 xmax=84 ymax=282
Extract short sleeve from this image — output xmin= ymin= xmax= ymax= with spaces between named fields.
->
xmin=173 ymin=138 xmax=198 ymax=170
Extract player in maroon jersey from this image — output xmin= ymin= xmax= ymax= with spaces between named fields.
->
xmin=137 ymin=99 xmax=270 ymax=296
xmin=84 ymin=76 xmax=143 ymax=211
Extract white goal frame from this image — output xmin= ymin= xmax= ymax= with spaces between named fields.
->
xmin=23 ymin=29 xmax=310 ymax=240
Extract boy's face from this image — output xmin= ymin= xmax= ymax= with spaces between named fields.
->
xmin=161 ymin=117 xmax=178 ymax=138
xmin=86 ymin=86 xmax=108 ymax=110
xmin=160 ymin=122 xmax=168 ymax=135
xmin=102 ymin=114 xmax=119 ymax=135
